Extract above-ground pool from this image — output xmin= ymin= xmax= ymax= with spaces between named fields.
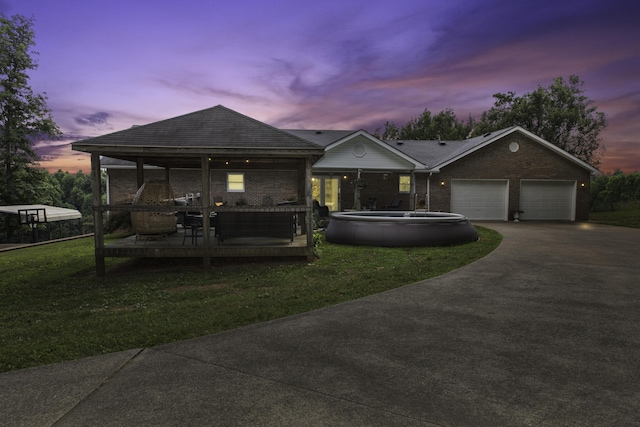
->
xmin=325 ymin=211 xmax=478 ymax=247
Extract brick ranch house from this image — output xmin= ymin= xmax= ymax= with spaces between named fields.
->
xmin=290 ymin=126 xmax=599 ymax=221
xmin=102 ymin=109 xmax=598 ymax=223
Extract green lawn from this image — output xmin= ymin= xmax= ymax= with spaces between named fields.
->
xmin=0 ymin=227 xmax=501 ymax=373
xmin=590 ymin=208 xmax=640 ymax=228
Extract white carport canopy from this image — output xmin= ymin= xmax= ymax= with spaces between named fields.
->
xmin=0 ymin=205 xmax=82 ymax=222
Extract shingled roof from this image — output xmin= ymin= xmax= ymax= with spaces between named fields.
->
xmin=72 ymin=105 xmax=324 ymax=167
xmin=288 ymin=126 xmax=597 ymax=173
xmin=383 ymin=126 xmax=598 ymax=173
xmin=382 ymin=128 xmax=517 ymax=170
xmin=283 ymin=129 xmax=357 ymax=148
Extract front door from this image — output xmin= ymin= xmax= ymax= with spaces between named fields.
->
xmin=312 ymin=176 xmax=340 ymax=212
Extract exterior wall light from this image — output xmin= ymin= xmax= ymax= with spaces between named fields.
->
xmin=440 ymin=180 xmax=446 ymax=186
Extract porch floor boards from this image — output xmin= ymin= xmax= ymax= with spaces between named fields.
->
xmin=103 ymin=226 xmax=310 ymax=259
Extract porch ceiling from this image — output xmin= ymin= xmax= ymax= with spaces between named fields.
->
xmin=91 ymin=149 xmax=323 ymax=169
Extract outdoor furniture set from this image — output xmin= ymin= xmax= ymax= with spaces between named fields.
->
xmin=131 ymin=180 xmax=296 ymax=245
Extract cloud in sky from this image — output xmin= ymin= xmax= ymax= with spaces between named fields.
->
xmin=74 ymin=111 xmax=111 ymax=127
xmin=3 ymin=0 xmax=640 ymax=173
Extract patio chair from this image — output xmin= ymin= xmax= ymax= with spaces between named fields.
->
xmin=182 ymin=213 xmax=203 ymax=245
xmin=384 ymin=199 xmax=403 ymax=209
xmin=174 ymin=198 xmax=188 ymax=227
xmin=313 ymin=200 xmax=330 ymax=229
xmin=313 ymin=200 xmax=329 ymax=218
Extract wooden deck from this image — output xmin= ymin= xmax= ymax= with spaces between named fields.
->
xmin=103 ymin=225 xmax=311 ymax=259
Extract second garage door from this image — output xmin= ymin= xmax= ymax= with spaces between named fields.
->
xmin=451 ymin=180 xmax=508 ymax=220
xmin=520 ymin=180 xmax=576 ymax=221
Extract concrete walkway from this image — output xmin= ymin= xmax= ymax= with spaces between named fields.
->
xmin=1 ymin=222 xmax=639 ymax=426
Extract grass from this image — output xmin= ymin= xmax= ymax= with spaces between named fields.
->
xmin=589 ymin=208 xmax=640 ymax=228
xmin=0 ymin=227 xmax=501 ymax=373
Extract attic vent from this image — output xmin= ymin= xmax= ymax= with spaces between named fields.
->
xmin=353 ymin=143 xmax=367 ymax=157
xmin=396 ymin=141 xmax=404 ymax=146
xmin=315 ymin=130 xmax=322 ymax=134
xmin=483 ymin=132 xmax=492 ymax=137
xmin=439 ymin=141 xmax=446 ymax=146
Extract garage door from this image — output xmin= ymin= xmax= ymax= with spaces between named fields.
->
xmin=520 ymin=180 xmax=575 ymax=221
xmin=451 ymin=180 xmax=508 ymax=220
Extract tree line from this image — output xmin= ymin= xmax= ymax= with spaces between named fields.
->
xmin=375 ymin=75 xmax=607 ymax=168
xmin=591 ymin=171 xmax=640 ymax=212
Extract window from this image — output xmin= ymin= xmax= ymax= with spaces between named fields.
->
xmin=399 ymin=175 xmax=411 ymax=193
xmin=312 ymin=176 xmax=340 ymax=211
xmin=227 ymin=173 xmax=245 ymax=192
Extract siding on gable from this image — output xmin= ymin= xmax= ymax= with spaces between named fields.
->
xmin=314 ymin=135 xmax=415 ymax=171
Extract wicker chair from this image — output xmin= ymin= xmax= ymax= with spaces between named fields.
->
xmin=131 ymin=180 xmax=176 ymax=239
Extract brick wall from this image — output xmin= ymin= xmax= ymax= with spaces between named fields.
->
xmin=339 ymin=172 xmax=413 ymax=210
xmin=107 ymin=168 xmax=299 ymax=206
xmin=428 ymin=134 xmax=592 ymax=220
xmin=107 ymin=169 xmax=167 ymax=203
xmin=211 ymin=170 xmax=299 ymax=206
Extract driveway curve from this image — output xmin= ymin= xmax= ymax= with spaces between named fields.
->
xmin=2 ymin=222 xmax=639 ymax=426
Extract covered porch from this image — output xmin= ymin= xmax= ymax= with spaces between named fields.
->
xmin=72 ymin=106 xmax=324 ymax=276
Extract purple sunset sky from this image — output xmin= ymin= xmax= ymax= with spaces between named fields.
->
xmin=3 ymin=0 xmax=639 ymax=173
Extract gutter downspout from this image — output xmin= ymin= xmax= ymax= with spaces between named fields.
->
xmin=426 ymin=173 xmax=432 ymax=212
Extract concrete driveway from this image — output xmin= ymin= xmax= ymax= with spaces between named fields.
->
xmin=1 ymin=222 xmax=639 ymax=426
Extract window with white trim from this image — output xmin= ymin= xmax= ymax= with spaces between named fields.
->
xmin=399 ymin=175 xmax=411 ymax=193
xmin=227 ymin=173 xmax=245 ymax=192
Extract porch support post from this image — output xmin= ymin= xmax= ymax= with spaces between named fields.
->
xmin=426 ymin=173 xmax=432 ymax=212
xmin=305 ymin=156 xmax=314 ymax=260
xmin=297 ymin=158 xmax=307 ymax=235
xmin=410 ymin=170 xmax=416 ymax=210
xmin=91 ymin=153 xmax=105 ymax=276
xmin=201 ymin=155 xmax=211 ymax=269
xmin=136 ymin=157 xmax=145 ymax=189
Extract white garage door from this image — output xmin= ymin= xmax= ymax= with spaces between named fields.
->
xmin=451 ymin=180 xmax=508 ymax=220
xmin=520 ymin=180 xmax=576 ymax=221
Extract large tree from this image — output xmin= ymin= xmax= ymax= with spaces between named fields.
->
xmin=377 ymin=75 xmax=606 ymax=167
xmin=0 ymin=14 xmax=60 ymax=206
xmin=375 ymin=108 xmax=473 ymax=141
xmin=473 ymin=75 xmax=607 ymax=166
